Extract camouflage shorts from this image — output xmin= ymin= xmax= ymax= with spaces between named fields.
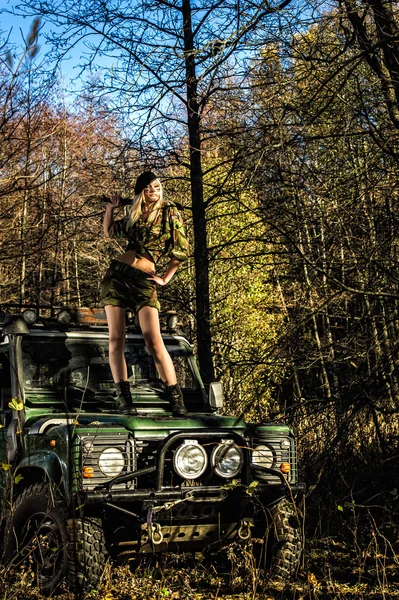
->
xmin=100 ymin=260 xmax=160 ymax=314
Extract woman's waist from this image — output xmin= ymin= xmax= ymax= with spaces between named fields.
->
xmin=114 ymin=251 xmax=156 ymax=275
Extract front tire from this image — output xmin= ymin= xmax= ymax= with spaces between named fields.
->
xmin=67 ymin=516 xmax=108 ymax=592
xmin=268 ymin=498 xmax=303 ymax=580
xmin=3 ymin=482 xmax=107 ymax=595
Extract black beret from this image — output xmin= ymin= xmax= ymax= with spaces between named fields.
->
xmin=134 ymin=171 xmax=158 ymax=195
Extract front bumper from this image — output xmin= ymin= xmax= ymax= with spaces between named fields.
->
xmin=81 ymin=481 xmax=305 ymax=556
xmin=83 ymin=481 xmax=305 ymax=505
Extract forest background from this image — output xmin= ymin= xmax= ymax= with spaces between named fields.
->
xmin=1 ymin=0 xmax=399 ymax=597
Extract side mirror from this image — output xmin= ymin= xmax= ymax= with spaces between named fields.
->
xmin=208 ymin=381 xmax=224 ymax=410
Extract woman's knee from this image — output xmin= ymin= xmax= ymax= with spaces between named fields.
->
xmin=108 ymin=334 xmax=125 ymax=354
xmin=143 ymin=333 xmax=164 ymax=356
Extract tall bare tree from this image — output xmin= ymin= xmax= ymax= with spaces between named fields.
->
xmin=340 ymin=0 xmax=399 ymax=129
xmin=13 ymin=0 xmax=301 ymax=383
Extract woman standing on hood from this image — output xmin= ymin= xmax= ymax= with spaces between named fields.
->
xmin=100 ymin=171 xmax=189 ymax=416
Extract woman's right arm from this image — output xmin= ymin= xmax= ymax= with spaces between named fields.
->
xmin=103 ymin=195 xmax=121 ymax=237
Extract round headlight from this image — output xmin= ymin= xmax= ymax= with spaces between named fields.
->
xmin=174 ymin=440 xmax=207 ymax=479
xmin=211 ymin=442 xmax=243 ymax=478
xmin=98 ymin=447 xmax=125 ymax=477
xmin=252 ymin=444 xmax=274 ymax=469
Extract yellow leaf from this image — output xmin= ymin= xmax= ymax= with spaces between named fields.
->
xmin=9 ymin=398 xmax=24 ymax=411
xmin=249 ymin=480 xmax=259 ymax=487
xmin=1 ymin=463 xmax=10 ymax=471
xmin=90 ymin=421 xmax=100 ymax=426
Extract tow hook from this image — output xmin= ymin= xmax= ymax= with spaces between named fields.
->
xmin=145 ymin=507 xmax=164 ymax=546
xmin=237 ymin=519 xmax=252 ymax=541
xmin=149 ymin=522 xmax=164 ymax=545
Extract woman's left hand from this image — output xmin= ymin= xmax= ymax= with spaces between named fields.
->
xmin=147 ymin=274 xmax=167 ymax=286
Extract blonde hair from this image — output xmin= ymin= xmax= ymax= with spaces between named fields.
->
xmin=127 ymin=179 xmax=164 ymax=228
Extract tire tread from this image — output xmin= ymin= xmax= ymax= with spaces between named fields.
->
xmin=269 ymin=499 xmax=302 ymax=580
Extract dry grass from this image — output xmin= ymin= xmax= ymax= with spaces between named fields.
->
xmin=1 ymin=538 xmax=399 ymax=600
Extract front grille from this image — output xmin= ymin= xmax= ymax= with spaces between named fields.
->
xmin=78 ymin=434 xmax=136 ymax=490
xmin=136 ymin=439 xmax=158 ymax=469
xmin=250 ymin=435 xmax=296 ymax=483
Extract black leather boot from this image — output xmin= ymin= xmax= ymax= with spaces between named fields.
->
xmin=165 ymin=383 xmax=188 ymax=417
xmin=115 ymin=380 xmax=137 ymax=415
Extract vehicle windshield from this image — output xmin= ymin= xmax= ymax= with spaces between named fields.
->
xmin=21 ymin=336 xmax=196 ymax=396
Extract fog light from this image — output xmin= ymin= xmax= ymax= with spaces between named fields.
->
xmin=174 ymin=440 xmax=207 ymax=479
xmin=57 ymin=310 xmax=72 ymax=324
xmin=280 ymin=462 xmax=291 ymax=474
xmin=211 ymin=442 xmax=243 ymax=478
xmin=22 ymin=309 xmax=37 ymax=325
xmin=167 ymin=312 xmax=178 ymax=331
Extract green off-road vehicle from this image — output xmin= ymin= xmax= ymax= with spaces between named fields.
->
xmin=0 ymin=306 xmax=304 ymax=595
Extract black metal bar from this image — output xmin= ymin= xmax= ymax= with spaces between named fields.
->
xmin=104 ymin=502 xmax=141 ymax=519
xmin=97 ymin=465 xmax=156 ymax=491
xmin=155 ymin=429 xmax=249 ymax=490
xmin=251 ymin=465 xmax=288 ymax=486
xmin=292 ymin=482 xmax=306 ymax=495
xmin=0 ymin=303 xmax=61 ymax=310
xmin=251 ymin=467 xmax=307 ymax=496
xmin=84 ymin=489 xmax=185 ymax=503
xmin=82 ymin=482 xmax=305 ymax=506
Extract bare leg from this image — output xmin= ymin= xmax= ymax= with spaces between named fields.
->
xmin=138 ymin=306 xmax=177 ymax=385
xmin=105 ymin=305 xmax=128 ymax=382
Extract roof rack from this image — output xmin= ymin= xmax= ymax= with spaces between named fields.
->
xmin=0 ymin=305 xmax=107 ymax=325
xmin=0 ymin=303 xmax=64 ymax=317
xmin=0 ymin=305 xmax=186 ymax=334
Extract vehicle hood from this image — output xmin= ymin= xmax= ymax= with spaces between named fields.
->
xmin=25 ymin=412 xmax=247 ymax=436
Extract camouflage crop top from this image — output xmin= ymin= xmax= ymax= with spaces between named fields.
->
xmin=109 ymin=202 xmax=189 ymax=264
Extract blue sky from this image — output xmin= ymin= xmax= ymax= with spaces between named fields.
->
xmin=1 ymin=0 xmax=34 ymax=47
xmin=0 ymin=0 xmax=93 ymax=89
xmin=2 ymin=1 xmax=52 ymax=54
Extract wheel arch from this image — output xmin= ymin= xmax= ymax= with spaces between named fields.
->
xmin=15 ymin=452 xmax=67 ymax=497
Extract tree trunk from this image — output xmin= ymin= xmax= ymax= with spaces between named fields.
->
xmin=182 ymin=0 xmax=214 ymax=384
xmin=343 ymin=0 xmax=399 ymax=129
xmin=300 ymin=227 xmax=332 ymax=399
xmin=19 ymin=188 xmax=28 ymax=304
xmin=74 ymin=238 xmax=81 ymax=306
xmin=275 ymin=275 xmax=303 ymax=405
